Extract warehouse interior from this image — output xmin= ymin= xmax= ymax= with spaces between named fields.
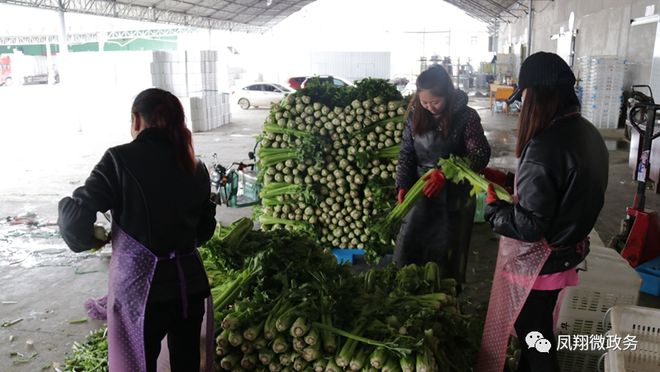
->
xmin=1 ymin=0 xmax=660 ymax=371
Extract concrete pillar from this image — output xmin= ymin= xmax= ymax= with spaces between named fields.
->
xmin=98 ymin=31 xmax=107 ymax=53
xmin=57 ymin=4 xmax=68 ymax=84
xmin=45 ymin=42 xmax=54 ymax=84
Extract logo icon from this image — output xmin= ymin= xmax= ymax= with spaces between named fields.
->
xmin=525 ymin=331 xmax=551 ymax=353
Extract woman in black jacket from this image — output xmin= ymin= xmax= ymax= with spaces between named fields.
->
xmin=395 ymin=65 xmax=490 ymax=284
xmin=476 ymin=52 xmax=609 ymax=372
xmin=58 ymin=88 xmax=216 ymax=372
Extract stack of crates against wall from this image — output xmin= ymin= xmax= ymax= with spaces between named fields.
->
xmin=186 ymin=50 xmax=218 ymax=95
xmin=603 ymin=305 xmax=660 ymax=372
xmin=578 ymin=56 xmax=626 ymax=129
xmin=190 ymin=94 xmax=228 ymax=132
xmin=151 ymin=50 xmax=230 ymax=132
xmin=190 ymin=50 xmax=230 ymax=130
xmin=575 ymin=84 xmax=584 ymax=107
xmin=555 ymin=246 xmax=642 ymax=372
xmin=151 ymin=50 xmax=189 ymax=97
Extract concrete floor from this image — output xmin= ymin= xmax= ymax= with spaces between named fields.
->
xmin=1 ymin=87 xmax=659 ymax=371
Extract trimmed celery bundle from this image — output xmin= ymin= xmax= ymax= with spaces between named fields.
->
xmin=438 ymin=155 xmax=512 ymax=202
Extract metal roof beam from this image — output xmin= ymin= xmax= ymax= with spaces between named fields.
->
xmin=0 ymin=27 xmax=195 ymax=45
xmin=462 ymin=0 xmax=507 ymax=20
xmin=243 ymin=0 xmax=309 ymax=26
xmin=2 ymin=0 xmax=268 ymax=32
xmin=448 ymin=0 xmax=508 ymax=23
xmin=483 ymin=0 xmax=518 ymax=18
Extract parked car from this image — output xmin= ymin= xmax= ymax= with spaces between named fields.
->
xmin=233 ymin=83 xmax=292 ymax=109
xmin=287 ymin=76 xmax=306 ymax=90
xmin=300 ymin=75 xmax=354 ymax=88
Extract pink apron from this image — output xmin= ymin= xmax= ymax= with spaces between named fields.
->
xmin=474 ymin=236 xmax=552 ymax=372
xmin=107 ymin=224 xmax=214 ymax=372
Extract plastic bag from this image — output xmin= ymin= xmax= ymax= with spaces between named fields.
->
xmin=475 ymin=236 xmax=552 ymax=372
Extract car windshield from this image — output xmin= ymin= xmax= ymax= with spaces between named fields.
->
xmin=273 ymin=83 xmax=291 ymax=92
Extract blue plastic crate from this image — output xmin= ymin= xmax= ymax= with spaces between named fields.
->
xmin=636 ymin=256 xmax=660 ymax=297
xmin=332 ymin=248 xmax=365 ymax=264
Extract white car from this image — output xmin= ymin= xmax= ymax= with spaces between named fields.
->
xmin=234 ymin=83 xmax=293 ymax=109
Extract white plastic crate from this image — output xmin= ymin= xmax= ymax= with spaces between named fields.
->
xmin=603 ymin=305 xmax=660 ymax=372
xmin=558 ymin=349 xmax=604 ymax=372
xmin=578 ymin=55 xmax=625 ymax=129
xmin=556 ymin=246 xmax=641 ymax=336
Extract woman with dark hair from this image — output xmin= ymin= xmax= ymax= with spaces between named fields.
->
xmin=476 ymin=52 xmax=609 ymax=372
xmin=395 ymin=65 xmax=490 ymax=284
xmin=58 ymin=88 xmax=216 ymax=372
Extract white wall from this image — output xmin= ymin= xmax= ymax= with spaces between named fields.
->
xmin=497 ymin=0 xmax=660 ymax=87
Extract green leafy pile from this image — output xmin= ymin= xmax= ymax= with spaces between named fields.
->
xmin=203 ymin=217 xmax=259 ymax=271
xmin=63 ymin=326 xmax=108 ymax=372
xmin=61 ymin=221 xmax=481 ymax=371
xmin=299 ymin=77 xmax=404 ymax=108
xmin=256 ymin=78 xmax=407 ymax=259
xmin=201 ymin=221 xmax=480 ymax=372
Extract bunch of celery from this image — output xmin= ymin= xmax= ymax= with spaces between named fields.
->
xmin=373 ymin=168 xmax=434 ymax=243
xmin=439 ymin=155 xmax=512 ymax=202
xmin=375 ymin=155 xmax=513 ymax=244
xmin=255 ymin=78 xmax=407 ymax=257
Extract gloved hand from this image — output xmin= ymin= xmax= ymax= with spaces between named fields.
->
xmin=485 ymin=184 xmax=499 ymax=204
xmin=397 ymin=188 xmax=407 ymax=204
xmin=483 ymin=167 xmax=514 ymax=194
xmin=484 ymin=183 xmax=513 ymax=224
xmin=422 ymin=169 xmax=446 ymax=198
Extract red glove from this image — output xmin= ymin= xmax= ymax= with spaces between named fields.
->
xmin=422 ymin=169 xmax=446 ymax=198
xmin=483 ymin=167 xmax=513 ymax=194
xmin=397 ymin=188 xmax=407 ymax=204
xmin=486 ymin=184 xmax=499 ymax=204
xmin=483 ymin=167 xmax=508 ymax=187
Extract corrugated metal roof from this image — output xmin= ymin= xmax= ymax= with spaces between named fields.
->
xmin=4 ymin=0 xmax=528 ymax=34
xmin=3 ymin=0 xmax=316 ymax=32
xmin=445 ymin=0 xmax=529 ymax=32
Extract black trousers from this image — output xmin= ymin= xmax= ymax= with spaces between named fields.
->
xmin=144 ymin=298 xmax=205 ymax=372
xmin=513 ymin=289 xmax=561 ymax=372
xmin=394 ymin=194 xmax=475 ymax=285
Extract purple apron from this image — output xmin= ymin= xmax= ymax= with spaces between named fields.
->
xmin=107 ymin=224 xmax=214 ymax=372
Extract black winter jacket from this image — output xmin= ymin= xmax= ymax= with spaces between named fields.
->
xmin=58 ymin=127 xmax=217 ymax=302
xmin=485 ymin=111 xmax=609 ymax=274
xmin=396 ymin=89 xmax=491 ymax=192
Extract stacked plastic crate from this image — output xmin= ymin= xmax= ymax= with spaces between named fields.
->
xmin=603 ymin=305 xmax=660 ymax=371
xmin=555 ymin=246 xmax=642 ymax=372
xmin=579 ymin=56 xmax=625 ymax=129
xmin=150 ymin=50 xmax=188 ymax=97
xmin=189 ymin=50 xmax=232 ymax=132
xmin=150 ymin=50 xmax=231 ymax=132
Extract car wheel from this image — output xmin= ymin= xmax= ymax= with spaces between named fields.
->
xmin=238 ymin=98 xmax=250 ymax=110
